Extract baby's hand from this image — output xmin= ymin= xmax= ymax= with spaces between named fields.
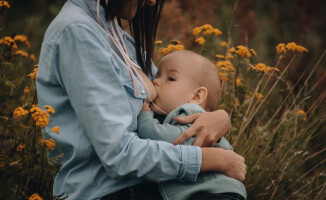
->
xmin=142 ymin=102 xmax=151 ymax=112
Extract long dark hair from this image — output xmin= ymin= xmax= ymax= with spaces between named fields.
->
xmin=100 ymin=0 xmax=165 ymax=76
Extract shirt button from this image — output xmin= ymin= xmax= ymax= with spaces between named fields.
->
xmin=141 ymin=90 xmax=145 ymax=95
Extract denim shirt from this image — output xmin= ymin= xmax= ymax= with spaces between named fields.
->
xmin=36 ymin=0 xmax=201 ymax=199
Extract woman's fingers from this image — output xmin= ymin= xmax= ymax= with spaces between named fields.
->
xmin=223 ymin=150 xmax=246 ymax=182
xmin=172 ymin=126 xmax=196 ymax=145
xmin=192 ymin=134 xmax=205 ymax=147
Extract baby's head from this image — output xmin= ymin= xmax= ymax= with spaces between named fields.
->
xmin=150 ymin=50 xmax=221 ymax=115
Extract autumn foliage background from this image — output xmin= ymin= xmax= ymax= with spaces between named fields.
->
xmin=0 ymin=0 xmax=325 ymax=199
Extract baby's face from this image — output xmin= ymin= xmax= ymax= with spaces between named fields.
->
xmin=150 ymin=54 xmax=199 ymax=114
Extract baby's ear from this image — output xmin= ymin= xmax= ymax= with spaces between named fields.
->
xmin=189 ymin=87 xmax=208 ymax=106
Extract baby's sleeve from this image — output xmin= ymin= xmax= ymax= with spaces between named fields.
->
xmin=137 ymin=111 xmax=193 ymax=145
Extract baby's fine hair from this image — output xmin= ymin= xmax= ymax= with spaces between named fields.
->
xmin=195 ymin=55 xmax=221 ymax=111
xmin=162 ymin=50 xmax=222 ymax=111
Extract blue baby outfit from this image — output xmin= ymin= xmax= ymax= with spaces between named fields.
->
xmin=138 ymin=103 xmax=247 ymax=200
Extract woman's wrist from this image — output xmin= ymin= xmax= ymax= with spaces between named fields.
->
xmin=200 ymin=147 xmax=246 ymax=182
xmin=200 ymin=147 xmax=226 ymax=172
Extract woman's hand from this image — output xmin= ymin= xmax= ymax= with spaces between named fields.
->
xmin=172 ymin=110 xmax=231 ymax=147
xmin=201 ymin=148 xmax=246 ymax=182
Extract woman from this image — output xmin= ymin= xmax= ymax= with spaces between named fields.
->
xmin=36 ymin=0 xmax=246 ymax=199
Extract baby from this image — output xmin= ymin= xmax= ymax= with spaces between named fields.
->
xmin=137 ymin=50 xmax=247 ymax=200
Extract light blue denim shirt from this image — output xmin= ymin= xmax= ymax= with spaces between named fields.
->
xmin=36 ymin=0 xmax=201 ymax=199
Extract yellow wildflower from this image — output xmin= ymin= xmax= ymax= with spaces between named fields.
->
xmin=220 ymin=41 xmax=228 ymax=48
xmin=193 ymin=24 xmax=222 ymax=37
xmin=44 ymin=105 xmax=55 ymax=114
xmin=27 ymin=64 xmax=38 ymax=80
xmin=276 ymin=43 xmax=287 ymax=54
xmin=219 ymin=72 xmax=229 ymax=81
xmin=298 ymin=109 xmax=307 ymax=121
xmin=236 ymin=77 xmax=243 ymax=87
xmin=13 ymin=107 xmax=29 ymax=118
xmin=295 ymin=45 xmax=308 ymax=53
xmin=13 ymin=34 xmax=31 ymax=48
xmin=250 ymin=49 xmax=257 ymax=56
xmin=154 ymin=40 xmax=162 ymax=45
xmin=17 ymin=144 xmax=25 ymax=152
xmin=229 ymin=47 xmax=236 ymax=53
xmin=193 ymin=27 xmax=203 ymax=36
xmin=202 ymin=24 xmax=213 ymax=30
xmin=216 ymin=60 xmax=235 ymax=72
xmin=212 ymin=28 xmax=222 ymax=37
xmin=251 ymin=63 xmax=280 ymax=73
xmin=285 ymin=42 xmax=297 ymax=51
xmin=28 ymin=193 xmax=43 ymax=200
xmin=30 ymin=105 xmax=50 ymax=129
xmin=14 ymin=50 xmax=29 ymax=58
xmin=0 ymin=36 xmax=17 ymax=51
xmin=225 ymin=53 xmax=234 ymax=59
xmin=235 ymin=45 xmax=251 ymax=58
xmin=203 ymin=28 xmax=213 ymax=35
xmin=279 ymin=42 xmax=309 ymax=53
xmin=51 ymin=126 xmax=60 ymax=134
xmin=24 ymin=86 xmax=30 ymax=94
xmin=158 ymin=41 xmax=185 ymax=56
xmin=195 ymin=37 xmax=205 ymax=45
xmin=30 ymin=54 xmax=36 ymax=63
xmin=255 ymin=92 xmax=264 ymax=102
xmin=0 ymin=1 xmax=10 ymax=8
xmin=40 ymin=138 xmax=56 ymax=151
xmin=215 ymin=54 xmax=225 ymax=59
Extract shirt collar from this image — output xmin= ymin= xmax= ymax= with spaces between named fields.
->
xmin=69 ymin=0 xmax=112 ymax=31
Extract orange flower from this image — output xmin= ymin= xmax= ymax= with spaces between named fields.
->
xmin=0 ymin=1 xmax=10 ymax=8
xmin=24 ymin=86 xmax=31 ymax=94
xmin=30 ymin=54 xmax=36 ymax=63
xmin=13 ymin=34 xmax=31 ymax=48
xmin=27 ymin=64 xmax=38 ymax=80
xmin=40 ymin=138 xmax=56 ymax=151
xmin=30 ymin=105 xmax=50 ymax=129
xmin=17 ymin=144 xmax=25 ymax=151
xmin=0 ymin=36 xmax=17 ymax=51
xmin=235 ymin=45 xmax=251 ymax=58
xmin=44 ymin=105 xmax=55 ymax=114
xmin=14 ymin=50 xmax=29 ymax=58
xmin=154 ymin=40 xmax=162 ymax=45
xmin=51 ymin=126 xmax=60 ymax=134
xmin=220 ymin=41 xmax=228 ymax=48
xmin=195 ymin=37 xmax=205 ymax=45
xmin=28 ymin=193 xmax=43 ymax=200
xmin=13 ymin=107 xmax=29 ymax=118
xmin=236 ymin=77 xmax=243 ymax=87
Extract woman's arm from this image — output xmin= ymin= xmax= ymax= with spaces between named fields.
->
xmin=173 ymin=110 xmax=231 ymax=147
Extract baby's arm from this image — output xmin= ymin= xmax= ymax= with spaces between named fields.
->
xmin=137 ymin=103 xmax=193 ymax=145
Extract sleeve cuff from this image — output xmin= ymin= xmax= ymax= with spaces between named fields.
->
xmin=139 ymin=111 xmax=153 ymax=119
xmin=177 ymin=145 xmax=202 ymax=182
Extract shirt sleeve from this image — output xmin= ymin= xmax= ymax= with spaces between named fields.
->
xmin=56 ymin=23 xmax=201 ymax=182
xmin=138 ymin=111 xmax=194 ymax=146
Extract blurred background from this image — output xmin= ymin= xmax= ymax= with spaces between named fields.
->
xmin=1 ymin=0 xmax=325 ymax=99
xmin=0 ymin=0 xmax=325 ymax=199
